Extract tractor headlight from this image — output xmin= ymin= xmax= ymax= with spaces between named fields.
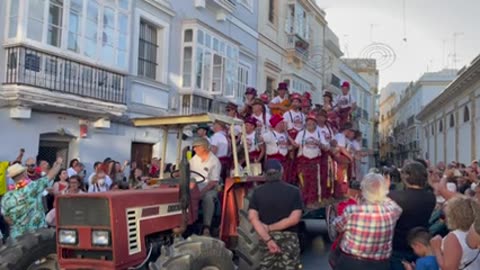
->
xmin=59 ymin=229 xmax=77 ymax=245
xmin=92 ymin=230 xmax=111 ymax=246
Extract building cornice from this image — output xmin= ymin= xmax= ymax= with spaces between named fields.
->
xmin=417 ymin=55 xmax=480 ymax=121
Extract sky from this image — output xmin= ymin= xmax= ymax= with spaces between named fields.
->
xmin=316 ymin=0 xmax=480 ymax=89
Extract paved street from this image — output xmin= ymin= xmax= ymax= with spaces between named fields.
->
xmin=300 ymin=220 xmax=331 ymax=269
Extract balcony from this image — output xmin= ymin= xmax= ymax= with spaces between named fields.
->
xmin=5 ymin=46 xmax=126 ymax=103
xmin=2 ymin=45 xmax=127 ymax=117
xmin=286 ymin=34 xmax=310 ymax=68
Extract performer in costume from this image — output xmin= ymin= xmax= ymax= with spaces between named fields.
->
xmin=251 ymin=98 xmax=271 ymax=134
xmin=294 ymin=112 xmax=325 ymax=208
xmin=225 ymin=102 xmax=242 ymax=137
xmin=333 ymin=82 xmax=357 ymax=128
xmin=262 ymin=114 xmax=292 ymax=183
xmin=302 ymin=97 xmax=313 ymax=115
xmin=240 ymin=87 xmax=257 ymax=118
xmin=332 ymin=123 xmax=356 ymax=198
xmin=323 ymin=91 xmax=339 ymax=132
xmin=316 ymin=109 xmax=336 ymax=201
xmin=283 ymin=92 xmax=305 ymax=141
xmin=269 ymin=82 xmax=290 ymax=116
xmin=243 ymin=117 xmax=265 ymax=164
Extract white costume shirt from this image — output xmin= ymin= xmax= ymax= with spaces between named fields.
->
xmin=334 ymin=93 xmax=355 ymax=109
xmin=252 ymin=112 xmax=271 ymax=134
xmin=295 ymin=129 xmax=322 ymax=159
xmin=263 ymin=130 xmax=289 ymax=156
xmin=246 ymin=131 xmax=261 ymax=153
xmin=189 ymin=153 xmax=222 ymax=190
xmin=334 ymin=133 xmax=350 ymax=148
xmin=270 ymin=95 xmax=286 ymax=104
xmin=210 ymin=131 xmax=229 ymax=158
xmin=317 ymin=125 xmax=334 ymax=144
xmin=283 ymin=110 xmax=305 ymax=131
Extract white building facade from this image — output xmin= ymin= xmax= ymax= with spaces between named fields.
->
xmin=418 ymin=56 xmax=480 ymax=165
xmin=256 ymin=0 xmax=329 ymax=104
xmin=0 ymin=0 xmax=175 ymax=172
xmin=390 ymin=69 xmax=456 ymax=165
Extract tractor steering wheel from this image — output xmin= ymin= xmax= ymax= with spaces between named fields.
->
xmin=170 ymin=170 xmax=207 ymax=184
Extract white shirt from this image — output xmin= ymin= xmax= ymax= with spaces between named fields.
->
xmin=317 ymin=125 xmax=334 ymax=144
xmin=442 ymin=230 xmax=480 ymax=270
xmin=210 ymin=131 xmax=229 ymax=158
xmin=295 ymin=129 xmax=322 ymax=159
xmin=349 ymin=140 xmax=362 ymax=155
xmin=271 ymin=95 xmax=286 ymax=104
xmin=67 ymin=167 xmax=77 ymax=177
xmin=283 ymin=110 xmax=305 ymax=131
xmin=263 ymin=130 xmax=289 ymax=156
xmin=246 ymin=131 xmax=262 ymax=153
xmin=189 ymin=153 xmax=222 ymax=190
xmin=334 ymin=93 xmax=355 ymax=109
xmin=88 ymin=184 xmax=108 ymax=193
xmin=87 ymin=173 xmax=113 ymax=187
xmin=335 ymin=133 xmax=349 ymax=148
xmin=252 ymin=112 xmax=271 ymax=134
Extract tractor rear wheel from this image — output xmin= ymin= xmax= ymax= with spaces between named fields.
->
xmin=0 ymin=228 xmax=59 ymax=270
xmin=149 ymin=235 xmax=234 ymax=270
xmin=326 ymin=203 xmax=338 ymax=243
xmin=236 ymin=196 xmax=262 ymax=270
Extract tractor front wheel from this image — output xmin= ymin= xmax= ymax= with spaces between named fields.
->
xmin=0 ymin=228 xmax=59 ymax=270
xmin=149 ymin=235 xmax=234 ymax=270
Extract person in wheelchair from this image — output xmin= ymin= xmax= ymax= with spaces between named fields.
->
xmin=189 ymin=138 xmax=222 ymax=236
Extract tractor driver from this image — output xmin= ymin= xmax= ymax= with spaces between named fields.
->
xmin=189 ymin=138 xmax=222 ymax=236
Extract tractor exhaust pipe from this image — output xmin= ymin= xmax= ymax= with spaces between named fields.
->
xmin=174 ymin=146 xmax=191 ymax=236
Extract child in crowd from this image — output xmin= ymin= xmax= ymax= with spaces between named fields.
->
xmin=402 ymin=227 xmax=439 ymax=270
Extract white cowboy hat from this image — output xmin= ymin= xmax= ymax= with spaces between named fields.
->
xmin=7 ymin=163 xmax=26 ymax=178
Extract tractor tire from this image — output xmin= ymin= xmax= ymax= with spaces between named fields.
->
xmin=0 ymin=228 xmax=59 ymax=270
xmin=236 ymin=196 xmax=262 ymax=270
xmin=149 ymin=235 xmax=234 ymax=270
xmin=325 ymin=203 xmax=338 ymax=243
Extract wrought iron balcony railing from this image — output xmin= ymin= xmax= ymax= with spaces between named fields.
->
xmin=4 ymin=46 xmax=126 ymax=104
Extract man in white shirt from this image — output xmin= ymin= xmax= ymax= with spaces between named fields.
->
xmin=333 ymin=122 xmax=356 ymax=198
xmin=189 ymin=138 xmax=222 ymax=236
xmin=294 ymin=112 xmax=325 ymax=208
xmin=334 ymin=81 xmax=357 ymax=127
xmin=210 ymin=120 xmax=230 ymax=180
xmin=269 ymin=82 xmax=290 ymax=116
xmin=349 ymin=130 xmax=368 ymax=182
xmin=283 ymin=92 xmax=305 ymax=141
xmin=263 ymin=114 xmax=292 ymax=183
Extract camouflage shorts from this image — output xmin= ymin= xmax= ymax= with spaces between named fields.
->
xmin=260 ymin=231 xmax=301 ymax=270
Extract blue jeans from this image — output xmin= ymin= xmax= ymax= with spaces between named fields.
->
xmin=390 ymin=250 xmax=417 ymax=270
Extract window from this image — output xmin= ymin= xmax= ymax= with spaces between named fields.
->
xmin=236 ymin=63 xmax=250 ymax=99
xmin=266 ymin=77 xmax=275 ymax=94
xmin=285 ymin=3 xmax=309 ymax=41
xmin=286 ymin=78 xmax=310 ymax=94
xmin=138 ymin=20 xmax=158 ymax=79
xmin=8 ymin=0 xmax=19 ymax=38
xmin=23 ymin=0 xmax=130 ymax=69
xmin=449 ymin=114 xmax=455 ymax=128
xmin=268 ymin=0 xmax=275 ymax=24
xmin=438 ymin=120 xmax=443 ymax=132
xmin=431 ymin=124 xmax=434 ymax=135
xmin=68 ymin=0 xmax=83 ymax=52
xmin=464 ymin=106 xmax=470 ymax=122
xmin=28 ymin=0 xmax=46 ymax=42
xmin=47 ymin=0 xmax=63 ymax=47
xmin=181 ymin=28 xmax=240 ymax=97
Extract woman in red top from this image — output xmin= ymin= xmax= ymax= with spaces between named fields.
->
xmin=53 ymin=169 xmax=69 ymax=195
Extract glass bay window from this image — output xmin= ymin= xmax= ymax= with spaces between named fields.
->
xmin=6 ymin=0 xmax=130 ymax=71
xmin=182 ymin=27 xmax=241 ymax=98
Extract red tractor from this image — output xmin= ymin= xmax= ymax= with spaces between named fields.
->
xmin=0 ymin=114 xmax=265 ymax=270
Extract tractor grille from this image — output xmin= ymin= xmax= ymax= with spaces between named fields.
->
xmin=58 ymin=197 xmax=110 ymax=227
xmin=126 ymin=209 xmax=140 ymax=254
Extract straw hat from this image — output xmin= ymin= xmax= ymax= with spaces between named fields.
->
xmin=7 ymin=163 xmax=26 ymax=179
